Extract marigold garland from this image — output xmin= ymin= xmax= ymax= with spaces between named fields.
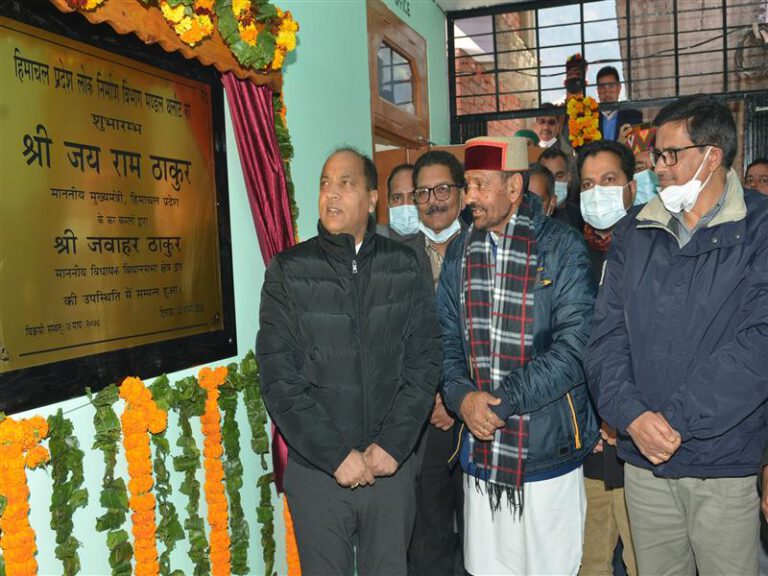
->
xmin=119 ymin=377 xmax=168 ymax=576
xmin=0 ymin=414 xmax=50 ymax=576
xmin=567 ymin=95 xmax=602 ymax=148
xmin=283 ymin=498 xmax=301 ymax=576
xmin=158 ymin=0 xmax=215 ymax=47
xmin=198 ymin=366 xmax=231 ymax=576
xmin=66 ymin=0 xmax=299 ymax=70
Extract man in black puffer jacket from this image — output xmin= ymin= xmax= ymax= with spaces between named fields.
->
xmin=257 ymin=147 xmax=443 ymax=576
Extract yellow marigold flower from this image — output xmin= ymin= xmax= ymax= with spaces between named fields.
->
xmin=271 ymin=49 xmax=286 ymax=70
xmin=280 ymin=11 xmax=299 ymax=33
xmin=160 ymin=1 xmax=186 ymax=24
xmin=276 ymin=30 xmax=296 ymax=52
xmin=233 ymin=0 xmax=251 ymax=17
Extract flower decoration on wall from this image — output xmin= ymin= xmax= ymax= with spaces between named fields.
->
xmin=119 ymin=377 xmax=169 ymax=576
xmin=158 ymin=0 xmax=215 ymax=47
xmin=199 ymin=366 xmax=232 ymax=576
xmin=65 ymin=0 xmax=299 ymax=71
xmin=0 ymin=414 xmax=50 ymax=576
xmin=567 ymin=95 xmax=602 ymax=148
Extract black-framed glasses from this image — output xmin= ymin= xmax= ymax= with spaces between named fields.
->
xmin=412 ymin=183 xmax=462 ymax=204
xmin=650 ymin=144 xmax=713 ymax=168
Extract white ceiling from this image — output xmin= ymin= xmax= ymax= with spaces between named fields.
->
xmin=435 ymin=0 xmax=526 ymax=13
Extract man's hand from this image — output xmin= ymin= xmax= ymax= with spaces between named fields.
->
xmin=430 ymin=393 xmax=455 ymax=431
xmin=618 ymin=123 xmax=633 ymax=143
xmin=762 ymin=465 xmax=768 ymax=521
xmin=460 ymin=391 xmax=505 ymax=441
xmin=601 ymin=421 xmax=618 ymax=447
xmin=363 ymin=443 xmax=398 ymax=477
xmin=627 ymin=411 xmax=681 ymax=465
xmin=593 ymin=439 xmax=604 ymax=454
xmin=334 ymin=450 xmax=375 ymax=488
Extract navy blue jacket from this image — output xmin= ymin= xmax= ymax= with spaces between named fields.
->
xmin=586 ymin=171 xmax=768 ymax=478
xmin=437 ymin=199 xmax=599 ymax=478
xmin=598 ymin=108 xmax=643 ymax=141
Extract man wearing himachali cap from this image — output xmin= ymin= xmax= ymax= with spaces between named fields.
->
xmin=436 ymin=136 xmax=599 ymax=574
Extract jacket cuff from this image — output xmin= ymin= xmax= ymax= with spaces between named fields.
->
xmin=374 ymin=437 xmax=405 ymax=466
xmin=443 ymin=376 xmax=476 ymax=416
xmin=320 ymin=444 xmax=356 ymax=477
xmin=614 ymin=398 xmax=651 ymax=435
xmin=661 ymin=404 xmax=691 ymax=442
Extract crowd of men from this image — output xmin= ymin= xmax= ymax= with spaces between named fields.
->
xmin=256 ymin=54 xmax=767 ymax=576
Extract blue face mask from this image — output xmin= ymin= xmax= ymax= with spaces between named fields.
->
xmin=389 ymin=204 xmax=420 ymax=236
xmin=633 ymin=169 xmax=660 ymax=206
xmin=420 ymin=218 xmax=461 ymax=244
xmin=553 ymin=180 xmax=568 ymax=207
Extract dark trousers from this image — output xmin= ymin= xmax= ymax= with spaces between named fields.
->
xmin=408 ymin=425 xmax=464 ymax=576
xmin=284 ymin=454 xmax=418 ymax=576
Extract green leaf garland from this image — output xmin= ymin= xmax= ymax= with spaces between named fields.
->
xmin=88 ymin=384 xmax=132 ymax=576
xmin=172 ymin=376 xmax=209 ymax=576
xmin=220 ymin=364 xmax=250 ymax=574
xmin=240 ymin=351 xmax=275 ymax=575
xmin=214 ymin=0 xmax=277 ymax=70
xmin=149 ymin=376 xmax=185 ymax=576
xmin=48 ymin=409 xmax=88 ymax=576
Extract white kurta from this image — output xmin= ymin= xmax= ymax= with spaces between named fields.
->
xmin=464 ymin=466 xmax=587 ymax=575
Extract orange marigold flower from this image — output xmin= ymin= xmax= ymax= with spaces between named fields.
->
xmin=130 ymin=492 xmax=156 ymax=512
xmin=24 ymin=445 xmax=50 ymax=469
xmin=129 ymin=475 xmax=154 ymax=495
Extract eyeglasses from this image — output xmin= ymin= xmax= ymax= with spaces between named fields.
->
xmin=650 ymin=144 xmax=713 ymax=167
xmin=536 ymin=118 xmax=558 ymax=126
xmin=412 ymin=183 xmax=462 ymax=204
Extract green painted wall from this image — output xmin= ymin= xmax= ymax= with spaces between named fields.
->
xmin=17 ymin=2 xmax=448 ymax=574
xmin=281 ymin=0 xmax=449 ymax=238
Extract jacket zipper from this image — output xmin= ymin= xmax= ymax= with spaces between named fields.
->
xmin=566 ymin=392 xmax=582 ymax=450
xmin=352 ymin=258 xmax=368 ymax=439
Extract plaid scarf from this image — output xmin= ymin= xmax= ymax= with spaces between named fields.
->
xmin=460 ymin=199 xmax=537 ymax=512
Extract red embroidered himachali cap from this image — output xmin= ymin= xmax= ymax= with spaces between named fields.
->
xmin=464 ymin=136 xmax=529 ymax=172
xmin=625 ymin=124 xmax=657 ymax=155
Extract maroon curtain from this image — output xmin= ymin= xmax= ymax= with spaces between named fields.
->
xmin=222 ymin=72 xmax=293 ymax=492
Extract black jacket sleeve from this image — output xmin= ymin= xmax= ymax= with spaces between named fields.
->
xmin=256 ymin=257 xmax=352 ymax=476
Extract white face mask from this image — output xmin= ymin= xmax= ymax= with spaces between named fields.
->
xmin=539 ymin=137 xmax=558 ymax=148
xmin=580 ymin=184 xmax=629 ymax=230
xmin=388 ymin=204 xmax=420 ymax=236
xmin=554 ymin=180 xmax=568 ymax=207
xmin=420 ymin=218 xmax=461 ymax=244
xmin=658 ymin=146 xmax=713 ymax=213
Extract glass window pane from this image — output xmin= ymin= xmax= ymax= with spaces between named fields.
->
xmin=377 ymin=42 xmax=415 ymax=114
